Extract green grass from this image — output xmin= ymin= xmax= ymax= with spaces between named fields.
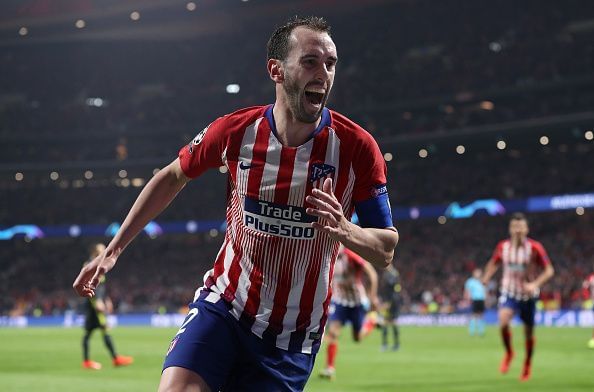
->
xmin=0 ymin=326 xmax=592 ymax=391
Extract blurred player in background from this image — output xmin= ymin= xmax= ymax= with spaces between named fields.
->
xmin=73 ymin=15 xmax=398 ymax=392
xmin=481 ymin=213 xmax=554 ymax=382
xmin=81 ymin=243 xmax=133 ymax=370
xmin=464 ymin=268 xmax=486 ymax=337
xmin=319 ymin=245 xmax=379 ymax=380
xmin=583 ymin=271 xmax=594 ymax=349
xmin=379 ymin=261 xmax=401 ymax=351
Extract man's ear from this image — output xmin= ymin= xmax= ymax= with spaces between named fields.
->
xmin=267 ymin=59 xmax=284 ymax=83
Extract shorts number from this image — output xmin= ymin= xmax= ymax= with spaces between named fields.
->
xmin=176 ymin=308 xmax=198 ymax=336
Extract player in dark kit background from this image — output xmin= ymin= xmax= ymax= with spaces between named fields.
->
xmin=379 ymin=261 xmax=402 ymax=351
xmin=81 ymin=243 xmax=133 ymax=370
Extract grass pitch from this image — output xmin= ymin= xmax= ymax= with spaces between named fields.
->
xmin=0 ymin=326 xmax=592 ymax=391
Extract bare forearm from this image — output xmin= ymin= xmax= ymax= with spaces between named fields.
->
xmin=105 ymin=160 xmax=188 ymax=257
xmin=481 ymin=260 xmax=498 ymax=284
xmin=340 ymin=225 xmax=398 ymax=268
xmin=364 ymin=262 xmax=379 ymax=297
xmin=533 ymin=264 xmax=555 ymax=288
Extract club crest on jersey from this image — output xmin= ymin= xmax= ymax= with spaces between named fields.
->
xmin=309 ymin=163 xmax=335 ymax=183
xmin=188 ymin=126 xmax=208 ymax=154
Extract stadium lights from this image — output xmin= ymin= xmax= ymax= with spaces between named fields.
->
xmin=131 ymin=178 xmax=145 ymax=187
xmin=186 ymin=2 xmax=196 ymax=11
xmin=118 ymin=169 xmax=128 ymax=178
xmin=19 ymin=27 xmax=28 ymax=36
xmin=219 ymin=166 xmax=228 ymax=174
xmin=418 ymin=148 xmax=428 ymax=158
xmin=226 ymin=84 xmax=240 ymax=94
xmin=86 ymin=98 xmax=104 ymax=107
xmin=479 ymin=101 xmax=494 ymax=110
xmin=489 ymin=42 xmax=502 ymax=52
xmin=209 ymin=228 xmax=219 ymax=237
xmin=130 ymin=11 xmax=140 ymax=21
xmin=153 ymin=168 xmax=160 ymax=175
xmin=576 ymin=207 xmax=585 ymax=216
xmin=72 ymin=180 xmax=85 ymax=188
xmin=186 ymin=221 xmax=198 ymax=233
xmin=69 ymin=225 xmax=81 ymax=237
xmin=497 ymin=140 xmax=506 ymax=150
xmin=50 ymin=171 xmax=59 ymax=181
xmin=456 ymin=145 xmax=465 ymax=155
xmin=540 ymin=136 xmax=550 ymax=145
xmin=384 ymin=152 xmax=393 ymax=162
xmin=84 ymin=170 xmax=93 ymax=179
xmin=75 ymin=19 xmax=86 ymax=29
xmin=437 ymin=216 xmax=447 ymax=224
xmin=586 ymin=130 xmax=594 ymax=141
xmin=15 ymin=172 xmax=24 ymax=181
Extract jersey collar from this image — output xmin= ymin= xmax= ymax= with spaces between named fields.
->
xmin=265 ymin=104 xmax=331 ymax=141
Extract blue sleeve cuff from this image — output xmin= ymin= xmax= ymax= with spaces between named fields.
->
xmin=354 ymin=193 xmax=393 ymax=228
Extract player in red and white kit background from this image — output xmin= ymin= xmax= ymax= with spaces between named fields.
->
xmin=73 ymin=16 xmax=398 ymax=392
xmin=583 ymin=271 xmax=594 ymax=349
xmin=319 ymin=244 xmax=379 ymax=379
xmin=482 ymin=213 xmax=554 ymax=382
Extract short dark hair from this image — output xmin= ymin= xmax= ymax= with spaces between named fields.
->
xmin=510 ymin=212 xmax=527 ymax=222
xmin=267 ymin=16 xmax=331 ymax=61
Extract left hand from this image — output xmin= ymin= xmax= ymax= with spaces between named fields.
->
xmin=523 ymin=281 xmax=539 ymax=296
xmin=306 ymin=178 xmax=350 ymax=241
xmin=371 ymin=296 xmax=381 ymax=311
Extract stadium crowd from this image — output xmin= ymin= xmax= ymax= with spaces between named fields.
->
xmin=2 ymin=210 xmax=593 ymax=317
xmin=1 ymin=0 xmax=593 ymax=142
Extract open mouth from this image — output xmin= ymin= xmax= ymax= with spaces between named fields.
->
xmin=304 ymin=89 xmax=325 ymax=107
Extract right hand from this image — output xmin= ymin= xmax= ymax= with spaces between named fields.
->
xmin=72 ymin=248 xmax=119 ymax=297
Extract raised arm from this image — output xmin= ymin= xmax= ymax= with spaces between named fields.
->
xmin=73 ymin=158 xmax=190 ymax=297
xmin=306 ymin=178 xmax=399 ymax=268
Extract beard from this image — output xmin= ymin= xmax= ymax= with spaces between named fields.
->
xmin=282 ymin=73 xmax=329 ymax=124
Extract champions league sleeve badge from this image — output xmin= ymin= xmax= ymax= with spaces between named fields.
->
xmin=188 ymin=126 xmax=208 ymax=154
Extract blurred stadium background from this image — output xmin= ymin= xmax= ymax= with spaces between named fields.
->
xmin=1 ymin=0 xmax=593 ymax=391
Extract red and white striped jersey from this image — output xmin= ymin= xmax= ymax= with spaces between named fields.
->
xmin=178 ymin=105 xmax=392 ymax=354
xmin=491 ymin=238 xmax=551 ymax=300
xmin=331 ymin=247 xmax=368 ymax=307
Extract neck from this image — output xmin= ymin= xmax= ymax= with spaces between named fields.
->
xmin=272 ymin=102 xmax=320 ymax=147
xmin=511 ymin=236 xmax=525 ymax=246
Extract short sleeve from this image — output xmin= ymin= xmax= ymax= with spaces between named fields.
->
xmin=178 ymin=116 xmax=228 ymax=179
xmin=531 ymin=241 xmax=551 ymax=267
xmin=352 ymin=134 xmax=393 ymax=229
xmin=491 ymin=242 xmax=503 ymax=264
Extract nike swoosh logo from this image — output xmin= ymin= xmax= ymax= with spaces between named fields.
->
xmin=239 ymin=162 xmax=254 ymax=170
